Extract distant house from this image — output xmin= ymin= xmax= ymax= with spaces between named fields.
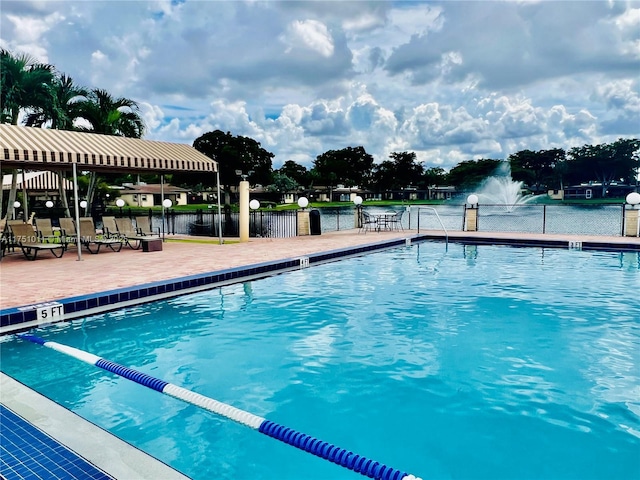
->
xmin=560 ymin=182 xmax=635 ymax=200
xmin=429 ymin=185 xmax=457 ymax=200
xmin=117 ymin=183 xmax=189 ymax=207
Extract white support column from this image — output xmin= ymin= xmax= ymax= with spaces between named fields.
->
xmin=239 ymin=180 xmax=249 ymax=242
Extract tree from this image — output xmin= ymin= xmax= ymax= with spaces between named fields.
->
xmin=509 ymin=148 xmax=565 ymax=193
xmin=192 ymin=130 xmax=274 ymax=202
xmin=74 ymin=88 xmax=145 ymax=212
xmin=311 ymin=146 xmax=374 ymax=188
xmin=277 ymin=160 xmax=309 ymax=187
xmin=24 ymin=73 xmax=90 ymax=216
xmin=267 ymin=172 xmax=298 ymax=194
xmin=566 ymin=139 xmax=640 ymax=196
xmin=446 ymin=159 xmax=503 ymax=189
xmin=422 ymin=167 xmax=447 ymax=188
xmin=1 ymin=49 xmax=56 ymax=220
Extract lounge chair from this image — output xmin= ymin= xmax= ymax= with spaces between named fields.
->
xmin=58 ymin=217 xmax=79 ymax=249
xmin=8 ymin=222 xmax=65 ymax=260
xmin=78 ymin=217 xmax=123 ymax=254
xmin=114 ymin=217 xmax=147 ymax=250
xmin=35 ymin=218 xmax=65 ymax=244
xmin=135 ymin=216 xmax=160 ymax=236
xmin=101 ymin=216 xmax=120 ymax=238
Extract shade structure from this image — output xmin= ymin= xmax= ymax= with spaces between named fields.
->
xmin=0 ymin=124 xmax=217 ymax=173
xmin=2 ymin=170 xmax=73 ymax=191
xmin=1 ymin=124 xmax=223 ymax=256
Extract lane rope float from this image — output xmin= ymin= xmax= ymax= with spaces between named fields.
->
xmin=18 ymin=334 xmax=422 ymax=480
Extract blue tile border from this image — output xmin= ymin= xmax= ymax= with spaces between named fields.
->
xmin=2 ymin=235 xmax=637 ymax=334
xmin=0 ymin=404 xmax=114 ymax=480
xmin=0 ymin=238 xmax=408 ymax=333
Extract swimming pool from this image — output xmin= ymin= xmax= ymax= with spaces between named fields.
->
xmin=2 ymin=243 xmax=639 ymax=479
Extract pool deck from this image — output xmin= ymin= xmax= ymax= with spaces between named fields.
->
xmin=1 ymin=228 xmax=639 ymax=480
xmin=2 ymin=228 xmax=639 ymax=311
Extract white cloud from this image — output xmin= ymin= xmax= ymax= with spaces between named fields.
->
xmin=1 ymin=0 xmax=637 ymax=172
xmin=281 ymin=19 xmax=334 ymax=57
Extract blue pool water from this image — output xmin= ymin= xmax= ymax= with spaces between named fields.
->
xmin=1 ymin=243 xmax=639 ymax=480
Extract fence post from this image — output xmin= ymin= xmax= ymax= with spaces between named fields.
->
xmin=542 ymin=205 xmax=546 ymax=234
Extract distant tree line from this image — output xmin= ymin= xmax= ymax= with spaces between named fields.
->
xmin=190 ymin=130 xmax=639 ymax=198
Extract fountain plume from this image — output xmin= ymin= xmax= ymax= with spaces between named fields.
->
xmin=475 ymin=164 xmax=535 ymax=212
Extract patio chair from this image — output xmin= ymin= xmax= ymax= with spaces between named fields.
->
xmin=386 ymin=211 xmax=405 ymax=231
xmin=360 ymin=211 xmax=379 ymax=233
xmin=8 ymin=222 xmax=65 ymax=260
xmin=78 ymin=217 xmax=123 ymax=254
xmin=135 ymin=216 xmax=160 ymax=237
xmin=114 ymin=217 xmax=147 ymax=250
xmin=58 ymin=217 xmax=79 ymax=249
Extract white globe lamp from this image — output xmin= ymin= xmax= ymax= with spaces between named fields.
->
xmin=115 ymin=198 xmax=125 ymax=208
xmin=297 ymin=197 xmax=309 ymax=209
xmin=626 ymin=192 xmax=640 ymax=208
xmin=13 ymin=201 xmax=20 ymax=208
xmin=162 ymin=199 xmax=173 ymax=209
xmin=467 ymin=194 xmax=479 ymax=207
xmin=80 ymin=200 xmax=88 ymax=209
xmin=249 ymin=199 xmax=260 ymax=210
xmin=353 ymin=195 xmax=363 ymax=206
xmin=45 ymin=200 xmax=54 ymax=208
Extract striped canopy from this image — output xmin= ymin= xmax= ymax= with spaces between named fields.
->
xmin=2 ymin=171 xmax=73 ymax=191
xmin=0 ymin=124 xmax=217 ymax=173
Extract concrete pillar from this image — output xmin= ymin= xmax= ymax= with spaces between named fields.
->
xmin=465 ymin=206 xmax=478 ymax=232
xmin=354 ymin=207 xmax=362 ymax=229
xmin=297 ymin=210 xmax=310 ymax=236
xmin=624 ymin=208 xmax=639 ymax=237
xmin=239 ymin=180 xmax=249 ymax=242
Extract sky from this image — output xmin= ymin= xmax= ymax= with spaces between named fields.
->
xmin=1 ymin=0 xmax=639 ymax=171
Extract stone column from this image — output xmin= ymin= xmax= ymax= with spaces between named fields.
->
xmin=465 ymin=206 xmax=478 ymax=232
xmin=624 ymin=208 xmax=639 ymax=237
xmin=298 ymin=210 xmax=310 ymax=236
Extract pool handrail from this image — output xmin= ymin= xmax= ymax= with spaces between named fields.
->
xmin=416 ymin=207 xmax=448 ymax=249
xmin=19 ymin=333 xmax=422 ymax=480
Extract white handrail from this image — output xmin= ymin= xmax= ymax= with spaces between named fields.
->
xmin=417 ymin=207 xmax=448 ymax=249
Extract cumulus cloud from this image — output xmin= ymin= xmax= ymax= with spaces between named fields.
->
xmin=1 ymin=0 xmax=637 ymax=171
xmin=281 ymin=19 xmax=334 ymax=57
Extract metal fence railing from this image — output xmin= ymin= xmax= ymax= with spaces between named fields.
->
xmin=103 ymin=203 xmax=629 ymax=239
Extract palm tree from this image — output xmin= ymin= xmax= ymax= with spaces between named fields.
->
xmin=76 ymin=88 xmax=145 ymax=138
xmin=75 ymin=88 xmax=146 ymax=209
xmin=0 ymin=49 xmax=55 ymax=221
xmin=23 ymin=74 xmax=90 ymax=216
xmin=25 ymin=73 xmax=89 ymax=130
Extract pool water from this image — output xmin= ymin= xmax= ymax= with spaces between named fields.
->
xmin=2 ymin=244 xmax=639 ymax=480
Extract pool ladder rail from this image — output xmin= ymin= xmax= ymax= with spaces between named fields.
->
xmin=18 ymin=334 xmax=422 ymax=480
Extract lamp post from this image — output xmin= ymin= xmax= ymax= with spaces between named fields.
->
xmin=116 ymin=198 xmax=125 ymax=217
xmin=353 ymin=195 xmax=363 ymax=228
xmin=297 ymin=197 xmax=310 ymax=236
xmin=80 ymin=200 xmax=88 ymax=217
xmin=162 ymin=198 xmax=172 ymax=240
xmin=12 ymin=201 xmax=20 ymax=220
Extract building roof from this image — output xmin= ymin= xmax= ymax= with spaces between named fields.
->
xmin=121 ymin=184 xmax=190 ymax=194
xmin=0 ymin=124 xmax=217 ymax=174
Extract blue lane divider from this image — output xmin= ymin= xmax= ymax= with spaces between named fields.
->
xmin=18 ymin=334 xmax=422 ymax=480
